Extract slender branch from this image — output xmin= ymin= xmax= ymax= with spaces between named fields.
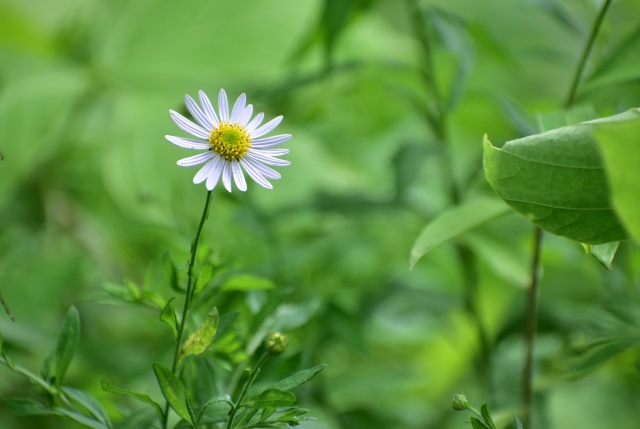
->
xmin=162 ymin=190 xmax=213 ymax=429
xmin=523 ymin=2 xmax=614 ymax=427
xmin=564 ymin=0 xmax=613 ymax=107
xmin=522 ymin=227 xmax=543 ymax=429
xmin=225 ymin=353 xmax=270 ymax=429
xmin=0 ymin=289 xmax=15 ymax=322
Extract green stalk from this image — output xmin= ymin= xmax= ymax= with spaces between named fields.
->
xmin=524 ymin=1 xmax=613 ymax=427
xmin=225 ymin=353 xmax=270 ymax=429
xmin=162 ymin=190 xmax=213 ymax=429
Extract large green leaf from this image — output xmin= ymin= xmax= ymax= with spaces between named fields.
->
xmin=594 ymin=115 xmax=640 ymax=243
xmin=153 ymin=363 xmax=194 ymax=425
xmin=410 ymin=197 xmax=511 ymax=269
xmin=483 ymin=110 xmax=640 ymax=244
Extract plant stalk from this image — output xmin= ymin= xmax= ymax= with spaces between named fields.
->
xmin=225 ymin=353 xmax=270 ymax=429
xmin=162 ymin=190 xmax=213 ymax=429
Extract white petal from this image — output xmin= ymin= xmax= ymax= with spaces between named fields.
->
xmin=246 ymin=112 xmax=264 ymax=133
xmin=253 ymin=148 xmax=289 ymax=156
xmin=231 ymin=161 xmax=247 ymax=192
xmin=165 ymin=135 xmax=210 ymax=150
xmin=247 ymin=151 xmax=290 ymax=167
xmin=250 ymin=115 xmax=283 ymax=139
xmin=251 ymin=134 xmax=292 ymax=148
xmin=230 ymin=93 xmax=246 ymax=124
xmin=246 ymin=158 xmax=281 ymax=179
xmin=193 ymin=158 xmax=216 ymax=184
xmin=185 ymin=95 xmax=214 ymax=130
xmin=221 ymin=161 xmax=233 ymax=192
xmin=218 ymin=89 xmax=229 ymax=122
xmin=199 ymin=90 xmax=220 ymax=126
xmin=240 ymin=158 xmax=273 ymax=189
xmin=239 ymin=104 xmax=254 ymax=127
xmin=177 ymin=151 xmax=214 ymax=167
xmin=206 ymin=156 xmax=225 ymax=190
xmin=169 ymin=110 xmax=210 ymax=139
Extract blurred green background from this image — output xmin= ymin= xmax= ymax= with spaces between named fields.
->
xmin=2 ymin=0 xmax=640 ymax=428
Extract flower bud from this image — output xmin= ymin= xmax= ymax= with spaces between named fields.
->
xmin=452 ymin=393 xmax=470 ymax=411
xmin=264 ymin=332 xmax=288 ymax=355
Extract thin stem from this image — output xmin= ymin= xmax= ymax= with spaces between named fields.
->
xmin=225 ymin=353 xmax=270 ymax=429
xmin=162 ymin=190 xmax=213 ymax=429
xmin=564 ymin=0 xmax=613 ymax=108
xmin=0 ymin=289 xmax=15 ymax=322
xmin=522 ymin=227 xmax=543 ymax=429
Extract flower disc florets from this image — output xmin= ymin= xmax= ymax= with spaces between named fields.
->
xmin=209 ymin=123 xmax=251 ymax=160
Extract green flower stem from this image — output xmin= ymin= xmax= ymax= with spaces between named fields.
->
xmin=523 ymin=2 xmax=614 ymax=427
xmin=0 ymin=289 xmax=14 ymax=322
xmin=0 ymin=357 xmax=55 ymax=394
xmin=162 ymin=190 xmax=213 ymax=429
xmin=565 ymin=0 xmax=614 ymax=108
xmin=225 ymin=352 xmax=270 ymax=429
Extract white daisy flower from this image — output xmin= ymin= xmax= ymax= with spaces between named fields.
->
xmin=165 ymin=89 xmax=291 ymax=192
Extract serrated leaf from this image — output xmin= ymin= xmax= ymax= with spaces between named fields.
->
xmin=480 ymin=403 xmax=496 ymax=429
xmin=43 ymin=306 xmax=80 ymax=386
xmin=194 ymin=265 xmax=214 ymax=294
xmin=410 ymin=197 xmax=510 ymax=269
xmin=220 ymin=275 xmax=275 ymax=292
xmin=584 ymin=242 xmax=619 ymax=270
xmin=271 ymin=364 xmax=327 ymax=391
xmin=594 ymin=112 xmax=640 ymax=243
xmin=152 ymin=363 xmax=193 ymax=424
xmin=483 ymin=110 xmax=639 ymax=244
xmin=101 ymin=379 xmax=163 ymax=424
xmin=4 ymin=398 xmax=59 ymax=416
xmin=179 ymin=307 xmax=219 ymax=364
xmin=244 ymin=389 xmax=296 ymax=409
xmin=63 ymin=387 xmax=111 ymax=427
xmin=160 ymin=298 xmax=179 ymax=338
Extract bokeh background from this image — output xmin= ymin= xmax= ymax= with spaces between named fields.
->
xmin=2 ymin=0 xmax=640 ymax=428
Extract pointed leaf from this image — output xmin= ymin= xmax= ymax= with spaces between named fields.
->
xmin=45 ymin=306 xmax=80 ymax=386
xmin=271 ymin=364 xmax=327 ymax=391
xmin=196 ymin=397 xmax=233 ymax=425
xmin=4 ymin=398 xmax=60 ymax=416
xmin=244 ymin=389 xmax=296 ymax=408
xmin=160 ymin=298 xmax=179 ymax=338
xmin=194 ymin=265 xmax=214 ymax=293
xmin=584 ymin=242 xmax=619 ymax=270
xmin=63 ymin=387 xmax=111 ymax=427
xmin=101 ymin=379 xmax=163 ymax=423
xmin=53 ymin=408 xmax=110 ymax=429
xmin=410 ymin=197 xmax=510 ymax=269
xmin=483 ymin=110 xmax=639 ymax=244
xmin=470 ymin=417 xmax=491 ymax=429
xmin=514 ymin=414 xmax=524 ymax=429
xmin=480 ymin=403 xmax=496 ymax=429
xmin=162 ymin=252 xmax=184 ymax=293
xmin=179 ymin=307 xmax=219 ymax=364
xmin=153 ymin=363 xmax=193 ymax=424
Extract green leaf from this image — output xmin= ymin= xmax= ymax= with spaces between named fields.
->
xmin=63 ymin=387 xmax=112 ymax=427
xmin=243 ymin=389 xmax=296 ymax=408
xmin=470 ymin=416 xmax=491 ymax=429
xmin=214 ymin=311 xmax=239 ymax=340
xmin=220 ymin=275 xmax=275 ymax=292
xmin=152 ymin=363 xmax=193 ymax=425
xmin=195 ymin=397 xmax=233 ymax=425
xmin=570 ymin=338 xmax=640 ymax=373
xmin=43 ymin=306 xmax=80 ymax=385
xmin=594 ymin=112 xmax=640 ymax=243
xmin=101 ymin=379 xmax=164 ymax=424
xmin=4 ymin=398 xmax=59 ymax=416
xmin=410 ymin=197 xmax=510 ymax=269
xmin=194 ymin=265 xmax=214 ymax=293
xmin=54 ymin=408 xmax=110 ymax=429
xmin=179 ymin=307 xmax=219 ymax=364
xmin=480 ymin=403 xmax=496 ymax=429
xmin=483 ymin=110 xmax=638 ymax=244
xmin=162 ymin=252 xmax=184 ymax=293
xmin=514 ymin=414 xmax=524 ymax=429
xmin=271 ymin=364 xmax=327 ymax=391
xmin=584 ymin=242 xmax=620 ymax=270
xmin=584 ymin=27 xmax=640 ymax=94
xmin=160 ymin=298 xmax=179 ymax=338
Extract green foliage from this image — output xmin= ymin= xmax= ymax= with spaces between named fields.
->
xmin=179 ymin=307 xmax=220 ymax=363
xmin=153 ymin=363 xmax=194 ymax=424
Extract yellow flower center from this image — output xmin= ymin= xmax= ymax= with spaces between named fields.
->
xmin=208 ymin=123 xmax=251 ymax=160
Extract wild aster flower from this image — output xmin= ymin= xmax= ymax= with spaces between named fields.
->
xmin=165 ymin=89 xmax=291 ymax=192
